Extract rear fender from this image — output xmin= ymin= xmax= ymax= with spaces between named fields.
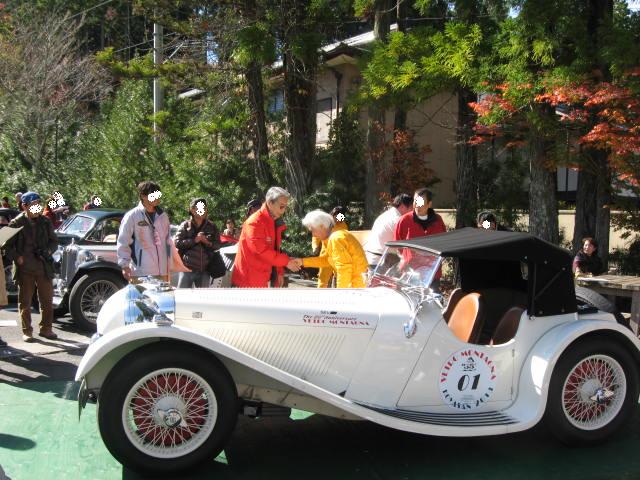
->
xmin=506 ymin=319 xmax=640 ymax=431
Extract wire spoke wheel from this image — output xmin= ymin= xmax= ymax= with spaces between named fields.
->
xmin=80 ymin=280 xmax=118 ymax=320
xmin=562 ymin=354 xmax=626 ymax=431
xmin=122 ymin=368 xmax=218 ymax=459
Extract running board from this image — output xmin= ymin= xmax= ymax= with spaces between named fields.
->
xmin=356 ymin=403 xmax=518 ymax=427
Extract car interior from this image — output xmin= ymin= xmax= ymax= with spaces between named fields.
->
xmin=441 ymin=259 xmax=528 ymax=346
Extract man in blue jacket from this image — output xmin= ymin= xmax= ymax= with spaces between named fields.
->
xmin=117 ymin=181 xmax=173 ymax=283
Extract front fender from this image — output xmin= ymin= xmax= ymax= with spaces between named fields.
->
xmin=505 ymin=319 xmax=640 ymax=431
xmin=76 ymin=260 xmax=123 ymax=278
xmin=76 ymin=322 xmax=342 ymax=397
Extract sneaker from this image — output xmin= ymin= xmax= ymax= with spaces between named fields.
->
xmin=22 ymin=334 xmax=34 ymax=343
xmin=0 ymin=338 xmax=6 ymax=347
xmin=39 ymin=330 xmax=58 ymax=340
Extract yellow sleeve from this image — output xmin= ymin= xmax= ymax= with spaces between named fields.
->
xmin=303 ymin=254 xmax=331 ymax=269
xmin=332 ymin=236 xmax=354 ymax=288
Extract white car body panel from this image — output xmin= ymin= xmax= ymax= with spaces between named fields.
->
xmin=77 ymin=278 xmax=639 ymax=437
xmin=172 ymin=288 xmax=399 ymax=393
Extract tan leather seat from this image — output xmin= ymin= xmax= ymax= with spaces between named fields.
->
xmin=490 ymin=307 xmax=525 ymax=345
xmin=443 ymin=288 xmax=465 ymax=323
xmin=448 ymin=293 xmax=485 ymax=344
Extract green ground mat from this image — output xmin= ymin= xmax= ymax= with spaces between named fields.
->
xmin=2 ymin=380 xmax=640 ymax=480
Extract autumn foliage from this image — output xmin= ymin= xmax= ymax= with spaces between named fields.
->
xmin=468 ymin=70 xmax=640 ymax=184
xmin=370 ymin=122 xmax=439 ymax=203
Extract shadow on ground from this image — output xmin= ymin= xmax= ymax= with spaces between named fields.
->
xmin=120 ymin=407 xmax=640 ymax=480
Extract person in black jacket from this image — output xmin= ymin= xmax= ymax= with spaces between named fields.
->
xmin=174 ymin=198 xmax=222 ymax=288
xmin=573 ymin=237 xmax=605 ymax=277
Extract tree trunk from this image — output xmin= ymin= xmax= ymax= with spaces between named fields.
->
xmin=243 ymin=0 xmax=273 ymax=193
xmin=528 ymin=136 xmax=559 ymax=243
xmin=365 ymin=0 xmax=392 ymax=224
xmin=595 ymin=154 xmax=611 ymax=268
xmin=577 ymin=0 xmax=614 ymax=267
xmin=572 ymin=168 xmax=597 ymax=253
xmin=283 ymin=48 xmax=317 ymax=214
xmin=391 ymin=0 xmax=408 ymax=197
xmin=455 ymin=87 xmax=478 ymax=228
xmin=245 ymin=60 xmax=273 ymax=192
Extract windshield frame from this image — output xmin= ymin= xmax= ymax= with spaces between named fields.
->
xmin=369 ymin=246 xmax=443 ymax=305
xmin=57 ymin=214 xmax=96 ymax=237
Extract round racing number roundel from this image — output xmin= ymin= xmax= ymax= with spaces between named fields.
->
xmin=439 ymin=349 xmax=496 ymax=411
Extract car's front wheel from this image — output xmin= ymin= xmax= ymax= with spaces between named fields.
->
xmin=69 ymin=271 xmax=125 ymax=331
xmin=545 ymin=339 xmax=638 ymax=445
xmin=98 ymin=344 xmax=238 ymax=473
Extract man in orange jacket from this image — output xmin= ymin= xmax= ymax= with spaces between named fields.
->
xmin=232 ymin=187 xmax=301 ymax=288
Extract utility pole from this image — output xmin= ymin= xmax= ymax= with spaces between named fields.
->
xmin=153 ymin=16 xmax=163 ymax=143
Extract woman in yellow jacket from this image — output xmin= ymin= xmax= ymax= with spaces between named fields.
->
xmin=301 ymin=210 xmax=368 ymax=288
xmin=311 ymin=207 xmax=348 ymax=288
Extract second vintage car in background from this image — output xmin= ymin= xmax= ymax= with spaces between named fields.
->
xmin=53 ymin=209 xmax=236 ymax=331
xmin=53 ymin=209 xmax=127 ymax=330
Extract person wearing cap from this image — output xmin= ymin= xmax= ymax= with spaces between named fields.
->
xmin=174 ymin=198 xmax=222 ymax=288
xmin=394 ymin=187 xmax=447 ymax=290
xmin=117 ymin=181 xmax=176 ymax=283
xmin=364 ymin=193 xmax=413 ymax=273
xmin=232 ymin=187 xmax=301 ymax=288
xmin=5 ymin=191 xmax=59 ymax=341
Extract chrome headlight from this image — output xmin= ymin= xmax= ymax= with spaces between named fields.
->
xmin=52 ymin=248 xmax=62 ymax=263
xmin=75 ymin=249 xmax=95 ymax=268
xmin=135 ymin=296 xmax=173 ymax=326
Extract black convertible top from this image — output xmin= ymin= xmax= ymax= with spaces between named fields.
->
xmin=388 ymin=227 xmax=576 ymax=317
xmin=388 ymin=227 xmax=572 ymax=266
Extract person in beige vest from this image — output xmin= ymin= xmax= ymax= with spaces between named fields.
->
xmin=0 ymin=254 xmax=8 ymax=347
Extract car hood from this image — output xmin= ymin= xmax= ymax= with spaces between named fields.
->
xmin=173 ymin=287 xmax=409 ymax=330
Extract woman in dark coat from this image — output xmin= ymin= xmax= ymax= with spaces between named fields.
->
xmin=174 ymin=198 xmax=222 ymax=288
xmin=573 ymin=237 xmax=605 ymax=276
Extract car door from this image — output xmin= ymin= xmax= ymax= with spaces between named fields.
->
xmin=397 ymin=317 xmax=516 ymax=412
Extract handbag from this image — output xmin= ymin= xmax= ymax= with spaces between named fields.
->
xmin=207 ymin=251 xmax=227 ymax=279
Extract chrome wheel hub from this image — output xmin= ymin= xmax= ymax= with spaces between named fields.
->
xmin=159 ymin=408 xmax=185 ymax=428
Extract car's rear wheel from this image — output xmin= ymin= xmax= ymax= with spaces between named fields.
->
xmin=545 ymin=339 xmax=638 ymax=445
xmin=98 ymin=344 xmax=238 ymax=473
xmin=69 ymin=272 xmax=124 ymax=331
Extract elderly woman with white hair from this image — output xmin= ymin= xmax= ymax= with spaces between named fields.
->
xmin=301 ymin=210 xmax=368 ymax=288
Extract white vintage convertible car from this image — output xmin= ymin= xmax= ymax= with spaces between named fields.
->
xmin=76 ymin=228 xmax=640 ymax=473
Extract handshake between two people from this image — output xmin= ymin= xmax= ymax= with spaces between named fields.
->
xmin=286 ymin=257 xmax=303 ymax=272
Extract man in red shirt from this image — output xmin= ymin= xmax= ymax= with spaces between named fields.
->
xmin=394 ymin=187 xmax=447 ymax=289
xmin=232 ymin=187 xmax=301 ymax=288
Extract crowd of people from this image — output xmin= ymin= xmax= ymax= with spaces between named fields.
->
xmin=0 ymin=179 xmax=608 ymax=345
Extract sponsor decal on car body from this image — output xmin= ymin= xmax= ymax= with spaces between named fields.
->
xmin=439 ymin=349 xmax=497 ymax=410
